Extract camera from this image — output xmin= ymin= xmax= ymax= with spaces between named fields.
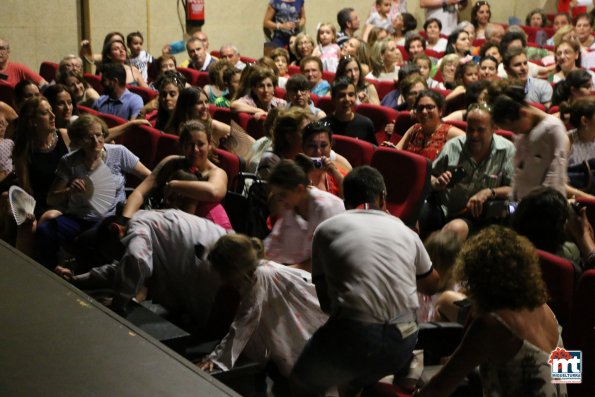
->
xmin=311 ymin=157 xmax=323 ymax=169
xmin=447 ymin=166 xmax=467 ymax=187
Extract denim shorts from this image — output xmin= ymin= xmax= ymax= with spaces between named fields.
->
xmin=291 ymin=316 xmax=418 ymax=394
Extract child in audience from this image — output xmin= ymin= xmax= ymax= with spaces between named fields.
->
xmin=312 ymin=22 xmax=340 ymax=72
xmin=414 ymin=54 xmax=443 ymax=89
xmin=363 ymin=0 xmax=393 ymax=42
xmin=127 ymin=31 xmax=154 ymax=82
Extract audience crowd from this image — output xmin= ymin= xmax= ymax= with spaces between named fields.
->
xmin=2 ymin=1 xmax=595 ymax=395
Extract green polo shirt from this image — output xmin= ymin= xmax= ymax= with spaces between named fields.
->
xmin=432 ymin=134 xmax=516 ymax=218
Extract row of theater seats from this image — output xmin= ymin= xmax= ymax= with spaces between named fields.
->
xmin=77 ymin=104 xmax=431 ymax=228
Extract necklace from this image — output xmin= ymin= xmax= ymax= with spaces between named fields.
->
xmin=38 ymin=131 xmax=58 ymax=153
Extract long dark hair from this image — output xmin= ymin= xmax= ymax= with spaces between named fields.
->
xmin=166 ymin=86 xmax=211 ymax=135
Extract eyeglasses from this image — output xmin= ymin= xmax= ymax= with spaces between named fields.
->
xmin=467 ymin=102 xmax=492 ymax=113
xmin=0 ymin=46 xmax=9 ymax=52
xmin=82 ymin=132 xmax=105 ymax=143
xmin=416 ymin=104 xmax=437 ymax=112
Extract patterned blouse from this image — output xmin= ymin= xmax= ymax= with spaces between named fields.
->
xmin=405 ymin=123 xmax=451 ymax=161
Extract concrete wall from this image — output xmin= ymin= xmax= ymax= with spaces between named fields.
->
xmin=1 ymin=0 xmax=566 ymax=74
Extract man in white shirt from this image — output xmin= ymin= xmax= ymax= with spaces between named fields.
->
xmin=291 ymin=166 xmax=440 ymax=395
xmin=219 ymin=44 xmax=247 ymax=70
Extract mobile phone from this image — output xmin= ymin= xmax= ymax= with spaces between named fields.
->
xmin=0 ymin=73 xmax=8 ymax=81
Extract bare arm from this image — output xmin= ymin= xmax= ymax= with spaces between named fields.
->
xmin=84 ymin=87 xmax=100 ymax=104
xmin=395 ymin=126 xmax=415 ymax=150
xmin=365 ymin=83 xmax=380 ymax=105
xmin=131 ymin=66 xmax=149 ymax=88
xmin=416 ymin=268 xmax=440 ymax=296
xmin=263 ymin=5 xmax=278 ymax=30
xmin=47 ymin=176 xmax=86 ymax=208
xmin=121 ymin=155 xmax=180 ymax=218
xmin=166 ymin=166 xmax=228 ymax=202
xmin=416 ymin=315 xmax=510 ymax=397
xmin=106 ymin=119 xmax=152 ymax=142
xmin=231 ymin=99 xmax=266 ymax=116
xmin=131 ymin=161 xmax=151 ymax=180
xmin=446 ymin=126 xmax=466 ymax=141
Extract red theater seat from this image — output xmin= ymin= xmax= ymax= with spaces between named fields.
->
xmin=333 ymin=134 xmax=375 ymax=167
xmin=356 ymin=103 xmax=398 ymax=144
xmin=371 ymin=147 xmax=431 ymax=226
xmin=39 ymin=61 xmax=59 ymax=82
xmin=536 ymin=250 xmax=576 ymax=327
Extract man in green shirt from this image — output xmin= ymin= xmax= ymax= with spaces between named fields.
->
xmin=421 ymin=103 xmax=515 ymax=239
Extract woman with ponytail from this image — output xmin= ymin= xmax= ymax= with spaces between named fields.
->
xmin=552 ymin=69 xmax=593 ymax=125
xmin=489 ymin=80 xmax=569 ymax=200
xmin=198 ymin=234 xmax=328 ymax=384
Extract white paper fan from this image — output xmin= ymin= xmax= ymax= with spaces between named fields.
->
xmin=9 ymin=186 xmax=36 ymax=225
xmin=85 ymin=162 xmax=117 ymax=215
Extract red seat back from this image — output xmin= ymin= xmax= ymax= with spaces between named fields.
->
xmin=240 ymin=56 xmax=257 ymax=64
xmin=536 ymin=249 xmax=576 ymax=327
xmin=231 ymin=112 xmax=265 ymax=139
xmin=98 ymin=112 xmax=127 ymax=129
xmin=84 ymin=73 xmax=103 ymax=94
xmin=155 ymin=133 xmax=180 ymax=165
xmin=118 ymin=124 xmax=161 ymax=170
xmin=371 ymin=147 xmax=431 ymax=226
xmin=443 ymin=119 xmax=467 ymax=131
xmin=210 ymin=105 xmax=233 ymax=125
xmin=366 ymin=79 xmax=396 ymax=101
xmin=564 ymin=270 xmax=595 ymax=397
xmin=333 ymin=134 xmax=375 ymax=167
xmin=424 ymin=49 xmax=445 ymax=60
xmin=127 ymin=85 xmax=158 ymax=104
xmin=288 ymin=65 xmax=301 ymax=75
xmin=214 ymin=148 xmax=244 ymax=189
xmin=77 ymin=105 xmax=99 ymax=116
xmin=392 ymin=111 xmax=416 ymax=141
xmin=39 ymin=61 xmax=59 ymax=82
xmin=176 ymin=67 xmax=208 ymax=87
xmin=316 ymin=96 xmax=334 ymax=115
xmin=397 ymin=45 xmax=408 ymax=62
xmin=275 ymin=86 xmax=286 ymax=100
xmin=322 ymin=70 xmax=335 ymax=83
xmin=356 ymin=103 xmax=398 ymax=144
xmin=529 ymin=101 xmax=546 ymax=111
xmin=495 ymin=129 xmax=514 ymax=141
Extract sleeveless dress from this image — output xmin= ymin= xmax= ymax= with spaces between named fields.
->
xmin=479 ymin=313 xmax=568 ymax=397
xmin=404 ymin=123 xmax=450 ymax=161
xmin=29 ymin=133 xmax=69 ymax=216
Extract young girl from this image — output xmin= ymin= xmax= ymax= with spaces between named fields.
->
xmin=127 ymin=31 xmax=154 ymax=82
xmin=414 ymin=54 xmax=444 ymax=89
xmin=363 ymin=0 xmax=393 ymax=42
xmin=312 ymin=22 xmax=340 ymax=72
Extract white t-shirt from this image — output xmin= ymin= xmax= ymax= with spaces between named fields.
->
xmin=312 ymin=209 xmax=433 ymax=321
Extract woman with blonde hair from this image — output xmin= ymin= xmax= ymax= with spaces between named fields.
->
xmin=198 ymin=233 xmax=328 ymax=384
xmin=366 ymin=38 xmax=402 ymax=82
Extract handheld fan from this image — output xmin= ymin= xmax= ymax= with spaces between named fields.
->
xmin=84 ymin=162 xmax=116 ymax=215
xmin=222 ymin=120 xmax=256 ymax=162
xmin=9 ymin=186 xmax=36 ymax=225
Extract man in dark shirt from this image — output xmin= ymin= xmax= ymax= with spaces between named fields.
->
xmin=321 ymin=77 xmax=377 ymax=145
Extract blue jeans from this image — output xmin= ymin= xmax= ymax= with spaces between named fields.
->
xmin=291 ymin=316 xmax=418 ymax=394
xmin=36 ymin=214 xmax=96 ymax=269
